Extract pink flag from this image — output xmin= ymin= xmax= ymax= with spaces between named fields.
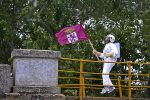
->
xmin=56 ymin=24 xmax=89 ymax=45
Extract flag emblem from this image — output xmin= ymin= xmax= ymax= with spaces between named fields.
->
xmin=67 ymin=32 xmax=78 ymax=43
xmin=56 ymin=24 xmax=89 ymax=45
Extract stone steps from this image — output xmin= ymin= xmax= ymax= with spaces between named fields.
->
xmin=3 ymin=93 xmax=65 ymax=100
xmin=13 ymin=86 xmax=60 ymax=94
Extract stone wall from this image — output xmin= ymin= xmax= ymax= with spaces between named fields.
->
xmin=0 ymin=64 xmax=13 ymax=94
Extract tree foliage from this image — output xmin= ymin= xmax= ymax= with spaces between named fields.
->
xmin=0 ymin=0 xmax=150 ymax=97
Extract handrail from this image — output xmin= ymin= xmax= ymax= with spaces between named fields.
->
xmin=58 ymin=57 xmax=150 ymax=100
xmin=60 ymin=57 xmax=150 ymax=64
xmin=59 ymin=69 xmax=150 ymax=76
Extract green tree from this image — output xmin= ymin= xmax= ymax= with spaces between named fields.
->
xmin=0 ymin=0 xmax=150 ymax=97
xmin=0 ymin=0 xmax=22 ymax=64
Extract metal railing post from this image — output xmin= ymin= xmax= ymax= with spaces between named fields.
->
xmin=79 ymin=59 xmax=83 ymax=100
xmin=128 ymin=61 xmax=132 ymax=100
xmin=118 ymin=79 xmax=122 ymax=98
xmin=83 ymin=78 xmax=85 ymax=97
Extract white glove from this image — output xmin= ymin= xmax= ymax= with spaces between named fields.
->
xmin=93 ymin=49 xmax=101 ymax=56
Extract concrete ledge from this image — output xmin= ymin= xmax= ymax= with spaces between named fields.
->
xmin=11 ymin=49 xmax=61 ymax=59
xmin=13 ymin=86 xmax=60 ymax=94
xmin=5 ymin=93 xmax=65 ymax=100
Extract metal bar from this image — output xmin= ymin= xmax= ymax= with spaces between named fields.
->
xmin=60 ymin=57 xmax=150 ymax=64
xmin=128 ymin=61 xmax=132 ymax=100
xmin=79 ymin=59 xmax=83 ymax=100
xmin=59 ymin=70 xmax=150 ymax=76
xmin=83 ymin=78 xmax=85 ymax=96
xmin=118 ymin=79 xmax=123 ymax=98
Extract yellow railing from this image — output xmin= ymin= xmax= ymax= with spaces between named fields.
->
xmin=58 ymin=57 xmax=150 ymax=100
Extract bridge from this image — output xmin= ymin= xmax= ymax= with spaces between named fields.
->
xmin=0 ymin=49 xmax=149 ymax=100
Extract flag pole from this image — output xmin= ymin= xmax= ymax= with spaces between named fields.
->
xmin=88 ymin=39 xmax=100 ymax=61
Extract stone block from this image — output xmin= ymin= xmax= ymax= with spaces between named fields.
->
xmin=13 ymin=58 xmax=58 ymax=86
xmin=11 ymin=49 xmax=61 ymax=86
xmin=0 ymin=64 xmax=12 ymax=93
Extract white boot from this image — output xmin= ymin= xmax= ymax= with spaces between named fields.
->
xmin=100 ymin=87 xmax=109 ymax=94
xmin=107 ymin=86 xmax=115 ymax=93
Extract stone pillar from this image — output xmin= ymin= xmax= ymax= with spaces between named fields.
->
xmin=6 ymin=49 xmax=65 ymax=100
xmin=0 ymin=64 xmax=12 ymax=94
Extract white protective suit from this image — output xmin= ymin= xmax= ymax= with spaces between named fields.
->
xmin=99 ymin=42 xmax=118 ymax=86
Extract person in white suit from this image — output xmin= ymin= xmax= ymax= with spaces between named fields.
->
xmin=93 ymin=34 xmax=119 ymax=94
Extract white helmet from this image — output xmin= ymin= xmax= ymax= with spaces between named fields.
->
xmin=105 ymin=34 xmax=115 ymax=43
